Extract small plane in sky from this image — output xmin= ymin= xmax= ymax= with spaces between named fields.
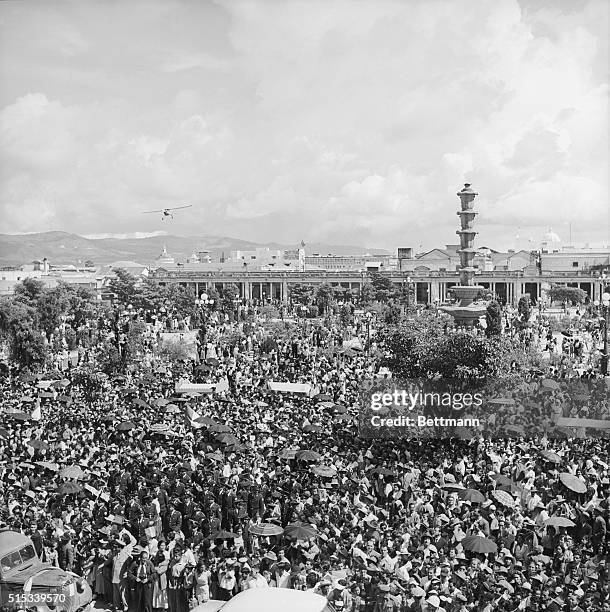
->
xmin=141 ymin=204 xmax=192 ymax=220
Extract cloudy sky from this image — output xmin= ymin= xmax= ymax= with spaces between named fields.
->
xmin=0 ymin=0 xmax=607 ymax=252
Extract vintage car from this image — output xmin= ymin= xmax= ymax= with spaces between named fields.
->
xmin=193 ymin=588 xmax=336 ymax=612
xmin=0 ymin=530 xmax=92 ymax=612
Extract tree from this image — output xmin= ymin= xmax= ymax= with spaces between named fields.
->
xmin=485 ymin=301 xmax=502 ymax=337
xmin=314 ymin=284 xmax=335 ymax=314
xmin=369 ymin=273 xmax=395 ymax=302
xmin=547 ymin=286 xmax=587 ymax=305
xmin=289 ymin=284 xmax=314 ymax=305
xmin=260 ymin=305 xmax=280 ymax=320
xmin=518 ymin=296 xmax=532 ymax=320
xmin=37 ymin=286 xmax=70 ymax=338
xmin=218 ymin=284 xmax=240 ymax=315
xmin=13 ymin=278 xmax=46 ymax=304
xmin=359 ymin=283 xmax=376 ymax=305
xmin=109 ymin=269 xmax=140 ymax=306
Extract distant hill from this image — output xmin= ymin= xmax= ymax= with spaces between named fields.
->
xmin=0 ymin=232 xmax=390 ymax=267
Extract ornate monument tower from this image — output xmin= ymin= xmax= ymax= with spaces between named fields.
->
xmin=440 ymin=184 xmax=488 ymax=327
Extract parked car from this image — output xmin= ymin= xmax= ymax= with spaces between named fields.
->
xmin=192 ymin=588 xmax=336 ymax=612
xmin=0 ymin=530 xmax=92 ymax=612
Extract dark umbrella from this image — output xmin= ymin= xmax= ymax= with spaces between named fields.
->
xmin=117 ymin=421 xmax=137 ymax=431
xmin=284 ymin=522 xmax=317 ymax=540
xmin=27 ymin=440 xmax=49 ymax=451
xmin=215 ymin=433 xmax=240 ymax=445
xmin=461 ymin=535 xmax=497 ymax=554
xmin=196 ymin=416 xmax=218 ymax=425
xmin=57 ymin=482 xmax=83 ymax=495
xmin=458 ymin=489 xmax=486 ymax=504
xmin=295 ymin=450 xmax=322 ymax=462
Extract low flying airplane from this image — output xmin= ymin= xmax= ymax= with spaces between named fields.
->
xmin=141 ymin=204 xmax=192 ymax=220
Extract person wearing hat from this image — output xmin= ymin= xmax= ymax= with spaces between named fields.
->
xmin=127 ymin=548 xmax=155 ymax=612
xmin=425 ymin=594 xmax=446 ymax=612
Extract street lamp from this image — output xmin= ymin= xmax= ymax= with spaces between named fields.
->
xmin=406 ymin=276 xmax=412 ymax=311
xmin=196 ymin=293 xmax=215 ymax=355
xmin=365 ymin=311 xmax=372 ymax=356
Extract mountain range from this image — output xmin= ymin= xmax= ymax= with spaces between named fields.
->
xmin=0 ymin=231 xmax=390 ymax=267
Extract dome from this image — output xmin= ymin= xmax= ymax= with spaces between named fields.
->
xmin=542 ymin=228 xmax=561 ymax=244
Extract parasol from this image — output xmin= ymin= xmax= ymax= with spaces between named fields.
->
xmin=215 ymin=433 xmax=240 ymax=445
xmin=57 ymin=482 xmax=83 ymax=495
xmin=312 ymin=465 xmax=337 ymax=478
xmin=441 ymin=483 xmax=465 ymax=491
xmin=117 ymin=421 xmax=137 ymax=431
xmin=165 ymin=404 xmax=181 ymax=414
xmin=154 ymin=398 xmax=169 ymax=407
xmin=491 ymin=489 xmax=515 ymax=508
xmin=36 ymin=461 xmax=59 ymax=471
xmin=458 ymin=489 xmax=486 ymax=504
xmin=295 ymin=450 xmax=322 ymax=462
xmin=284 ymin=522 xmax=318 ymax=540
xmin=461 ymin=535 xmax=497 ymax=554
xmin=540 ymin=450 xmax=562 ymax=464
xmin=541 ymin=379 xmax=560 ymax=390
xmin=205 ymin=451 xmax=224 ymax=462
xmin=559 ymin=472 xmax=587 ymax=494
xmin=27 ymin=439 xmax=49 ymax=450
xmin=209 ymin=423 xmax=233 ymax=433
xmin=60 ymin=465 xmax=85 ymax=480
xmin=9 ymin=412 xmax=31 ymax=421
xmin=545 ymin=516 xmax=575 ymax=528
xmin=133 ymin=398 xmax=149 ymax=408
xmin=196 ymin=416 xmax=218 ymax=425
xmin=249 ymin=523 xmax=284 ymax=537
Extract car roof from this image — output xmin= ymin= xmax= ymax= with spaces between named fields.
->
xmin=0 ymin=531 xmax=32 ymax=553
xmin=194 ymin=589 xmax=330 ymax=612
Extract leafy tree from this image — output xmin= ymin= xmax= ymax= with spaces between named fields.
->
xmin=315 ymin=284 xmax=335 ymax=314
xmin=218 ymin=284 xmax=240 ymax=315
xmin=165 ymin=283 xmax=197 ymax=316
xmin=289 ymin=284 xmax=314 ymax=305
xmin=109 ymin=269 xmax=140 ymax=306
xmin=10 ymin=326 xmax=48 ymax=371
xmin=359 ymin=282 xmax=376 ymax=305
xmin=13 ymin=278 xmax=46 ymax=304
xmin=339 ymin=304 xmax=352 ymax=327
xmin=518 ymin=296 xmax=532 ymax=320
xmin=547 ymin=286 xmax=587 ymax=305
xmin=260 ymin=305 xmax=280 ymax=320
xmin=37 ymin=286 xmax=70 ymax=338
xmin=485 ymin=301 xmax=502 ymax=337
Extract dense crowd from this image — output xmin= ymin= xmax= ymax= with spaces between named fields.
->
xmin=0 ymin=302 xmax=608 ymax=612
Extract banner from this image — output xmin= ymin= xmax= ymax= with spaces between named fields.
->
xmin=175 ymin=382 xmax=215 ymax=393
xmin=556 ymin=417 xmax=610 ymax=429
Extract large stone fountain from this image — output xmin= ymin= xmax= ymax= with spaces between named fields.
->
xmin=440 ymin=184 xmax=488 ymax=327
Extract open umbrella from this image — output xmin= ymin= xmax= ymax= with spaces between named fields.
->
xmin=196 ymin=416 xmax=218 ymax=425
xmin=36 ymin=461 xmax=59 ymax=472
xmin=559 ymin=473 xmax=587 ymax=494
xmin=205 ymin=451 xmax=224 ymax=462
xmin=0 ymin=428 xmax=9 ymax=439
xmin=545 ymin=516 xmax=575 ymax=528
xmin=249 ymin=523 xmax=284 ymax=537
xmin=491 ymin=474 xmax=514 ymax=487
xmin=540 ymin=450 xmax=562 ymax=464
xmin=461 ymin=535 xmax=497 ymax=554
xmin=542 ymin=379 xmax=560 ymax=390
xmin=133 ymin=398 xmax=149 ymax=408
xmin=441 ymin=483 xmax=465 ymax=491
xmin=165 ymin=404 xmax=181 ymax=414
xmin=60 ymin=465 xmax=85 ymax=480
xmin=295 ymin=450 xmax=322 ymax=462
xmin=8 ymin=412 xmax=31 ymax=421
xmin=57 ymin=482 xmax=83 ymax=495
xmin=27 ymin=439 xmax=49 ymax=451
xmin=209 ymin=423 xmax=233 ymax=433
xmin=215 ymin=433 xmax=240 ymax=445
xmin=458 ymin=489 xmax=486 ymax=504
xmin=284 ymin=522 xmax=318 ymax=540
xmin=116 ymin=420 xmax=137 ymax=432
xmin=154 ymin=398 xmax=169 ymax=407
xmin=312 ymin=465 xmax=337 ymax=478
xmin=491 ymin=489 xmax=515 ymax=508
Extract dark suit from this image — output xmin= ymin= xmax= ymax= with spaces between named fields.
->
xmin=127 ymin=559 xmax=155 ymax=612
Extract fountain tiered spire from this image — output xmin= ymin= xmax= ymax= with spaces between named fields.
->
xmin=440 ymin=183 xmax=488 ymax=327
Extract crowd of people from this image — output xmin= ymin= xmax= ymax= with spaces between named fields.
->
xmin=0 ymin=299 xmax=608 ymax=612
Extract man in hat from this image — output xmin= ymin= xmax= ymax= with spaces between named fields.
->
xmin=127 ymin=548 xmax=155 ymax=612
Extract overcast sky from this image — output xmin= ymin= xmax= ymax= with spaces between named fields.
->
xmin=0 ymin=0 xmax=607 ymax=252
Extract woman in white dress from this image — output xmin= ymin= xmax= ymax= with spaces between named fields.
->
xmin=194 ymin=560 xmax=211 ymax=604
